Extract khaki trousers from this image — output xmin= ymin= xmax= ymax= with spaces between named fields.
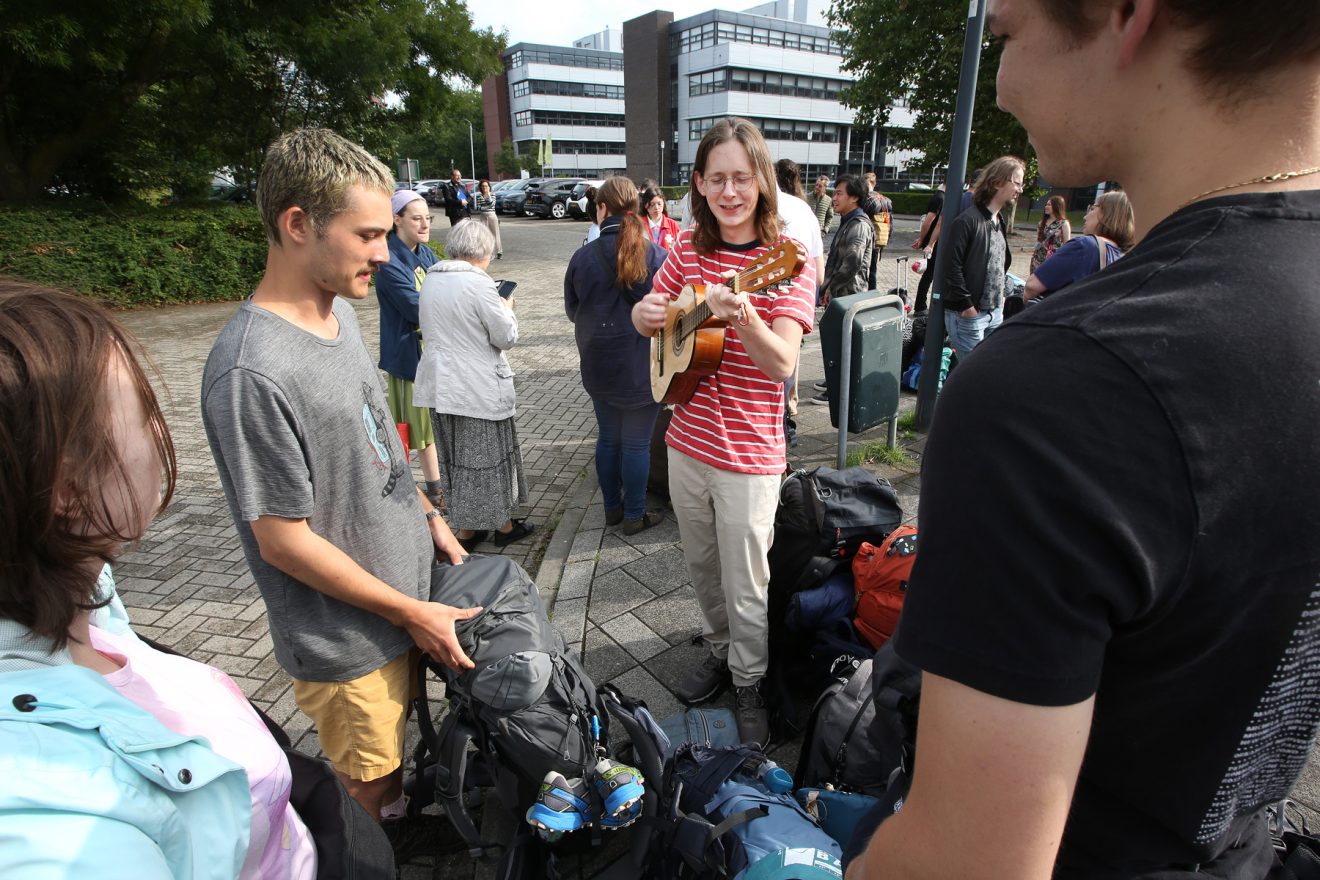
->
xmin=667 ymin=447 xmax=780 ymax=686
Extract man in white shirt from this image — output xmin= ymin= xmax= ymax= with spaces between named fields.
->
xmin=774 ymin=159 xmax=824 ymax=445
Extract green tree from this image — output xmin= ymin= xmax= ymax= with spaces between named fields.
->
xmin=0 ymin=0 xmax=505 ymax=201
xmin=390 ymin=89 xmax=486 ymax=180
xmin=493 ymin=139 xmax=534 ymax=178
xmin=828 ymin=0 xmax=1030 ymax=177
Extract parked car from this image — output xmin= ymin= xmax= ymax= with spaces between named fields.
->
xmin=524 ymin=178 xmax=586 ymax=219
xmin=566 ymin=180 xmax=606 ymax=220
xmin=496 ymin=177 xmax=547 ymax=216
xmin=413 ymin=179 xmax=444 ymax=205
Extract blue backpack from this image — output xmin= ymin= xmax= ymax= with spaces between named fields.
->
xmin=667 ymin=744 xmax=843 ymax=879
xmin=599 ymin=691 xmax=842 ymax=880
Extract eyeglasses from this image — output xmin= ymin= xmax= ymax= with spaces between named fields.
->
xmin=702 ymin=174 xmax=757 ymax=193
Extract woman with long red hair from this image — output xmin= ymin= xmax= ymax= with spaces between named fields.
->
xmin=565 ymin=176 xmax=668 ymax=534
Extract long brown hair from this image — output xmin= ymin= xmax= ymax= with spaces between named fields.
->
xmin=1038 ymin=195 xmax=1067 ymax=238
xmin=0 ymin=281 xmax=176 ymax=647
xmin=597 ymin=176 xmax=649 ymax=288
xmin=688 ymin=117 xmax=781 ymax=255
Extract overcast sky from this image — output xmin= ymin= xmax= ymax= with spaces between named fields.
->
xmin=470 ymin=1 xmax=725 ymax=50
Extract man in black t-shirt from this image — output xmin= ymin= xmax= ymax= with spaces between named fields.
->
xmin=911 ymin=185 xmax=944 ymax=312
xmin=846 ymin=2 xmax=1320 ymax=879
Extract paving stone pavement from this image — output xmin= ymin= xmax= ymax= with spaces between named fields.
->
xmin=108 ymin=213 xmax=1320 ymax=878
xmin=105 ymin=216 xmax=995 ymax=877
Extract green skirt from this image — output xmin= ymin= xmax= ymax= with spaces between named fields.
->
xmin=385 ymin=374 xmax=435 ymax=450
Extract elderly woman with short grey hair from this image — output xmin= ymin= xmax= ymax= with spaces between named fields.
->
xmin=413 ymin=221 xmax=536 ymax=552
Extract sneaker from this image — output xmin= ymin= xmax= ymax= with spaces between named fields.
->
xmin=492 ymin=518 xmax=536 ymax=547
xmin=592 ymin=758 xmax=645 ymax=820
xmin=675 ymin=650 xmax=730 ymax=705
xmin=526 ymin=771 xmax=594 ymax=834
xmin=598 ymin=797 xmax=643 ymax=830
xmin=812 ymin=381 xmax=828 ymax=392
xmin=806 ymin=391 xmax=830 ymax=406
xmin=457 ymin=530 xmax=488 ymax=553
xmin=734 ymin=682 xmax=770 ymax=749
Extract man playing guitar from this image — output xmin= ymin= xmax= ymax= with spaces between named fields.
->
xmin=631 ymin=116 xmax=816 ymax=747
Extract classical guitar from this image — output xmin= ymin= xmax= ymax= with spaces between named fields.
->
xmin=650 ymin=240 xmax=806 ymax=405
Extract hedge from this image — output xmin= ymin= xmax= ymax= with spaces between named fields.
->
xmin=0 ymin=203 xmax=268 ymax=307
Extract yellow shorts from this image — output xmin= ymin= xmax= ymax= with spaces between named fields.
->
xmin=291 ymin=647 xmax=420 ymax=782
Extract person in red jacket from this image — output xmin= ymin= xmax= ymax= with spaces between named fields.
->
xmin=641 ymin=186 xmax=680 ymax=252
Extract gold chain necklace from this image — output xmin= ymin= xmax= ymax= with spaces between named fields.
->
xmin=1178 ymin=166 xmax=1320 ymax=212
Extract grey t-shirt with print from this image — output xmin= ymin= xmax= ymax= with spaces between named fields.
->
xmin=202 ymin=298 xmax=432 ymax=682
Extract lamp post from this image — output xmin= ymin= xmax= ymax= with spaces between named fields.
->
xmin=466 ymin=120 xmax=475 ymax=180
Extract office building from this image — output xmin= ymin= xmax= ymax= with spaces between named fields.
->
xmin=482 ymin=7 xmax=917 ymax=186
xmin=481 ymin=38 xmax=627 ymax=180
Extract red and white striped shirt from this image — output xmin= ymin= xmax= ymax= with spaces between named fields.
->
xmin=654 ymin=228 xmax=816 ymax=475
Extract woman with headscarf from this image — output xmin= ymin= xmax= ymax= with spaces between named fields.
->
xmin=375 ymin=189 xmax=445 ymax=508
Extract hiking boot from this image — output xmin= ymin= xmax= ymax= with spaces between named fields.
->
xmin=526 ymin=771 xmax=595 ymax=834
xmin=675 ymin=650 xmax=730 ymax=706
xmin=734 ymin=681 xmax=770 ymax=749
xmin=621 ymin=510 xmax=665 ymax=535
xmin=592 ymin=758 xmax=645 ymax=821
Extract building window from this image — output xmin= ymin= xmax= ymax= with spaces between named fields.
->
xmin=514 ymin=110 xmax=532 ymax=127
xmin=513 ymin=81 xmax=530 ymax=98
xmin=526 ymin=109 xmax=625 ymax=127
xmin=520 ymin=139 xmax=626 ymax=156
xmin=688 ymin=115 xmax=840 ymax=143
xmin=674 ymin=21 xmax=840 ymax=55
xmin=524 ymin=79 xmax=624 ymax=99
xmin=510 ymin=48 xmax=624 ymax=70
xmin=688 ymin=69 xmax=730 ymax=97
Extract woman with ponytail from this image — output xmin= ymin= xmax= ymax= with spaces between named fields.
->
xmin=564 ymin=176 xmax=668 ymax=535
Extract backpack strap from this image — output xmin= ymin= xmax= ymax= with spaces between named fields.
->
xmin=678 ymin=744 xmax=764 ymax=804
xmin=434 ymin=707 xmax=504 ymax=862
xmin=1092 ymin=234 xmax=1113 ymax=271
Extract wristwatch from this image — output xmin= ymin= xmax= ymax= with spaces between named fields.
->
xmin=425 ymin=508 xmax=443 ymax=522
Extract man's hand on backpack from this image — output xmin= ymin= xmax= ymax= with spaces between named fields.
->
xmin=406 ymin=600 xmax=481 ymax=670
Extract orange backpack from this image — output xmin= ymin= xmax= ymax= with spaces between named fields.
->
xmin=852 ymin=525 xmax=918 ymax=649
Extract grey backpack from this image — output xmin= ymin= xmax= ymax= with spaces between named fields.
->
xmin=410 ymin=555 xmax=606 ymax=863
xmin=796 ymin=644 xmax=921 ymax=796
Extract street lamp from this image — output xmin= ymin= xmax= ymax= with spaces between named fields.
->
xmin=465 ymin=120 xmax=475 ymax=180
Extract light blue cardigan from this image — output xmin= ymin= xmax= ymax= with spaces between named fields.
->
xmin=0 ymin=570 xmax=251 ymax=878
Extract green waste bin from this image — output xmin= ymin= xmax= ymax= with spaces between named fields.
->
xmin=818 ymin=292 xmax=905 ymax=434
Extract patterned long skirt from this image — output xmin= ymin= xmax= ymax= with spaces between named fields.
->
xmin=431 ymin=412 xmax=528 ymax=530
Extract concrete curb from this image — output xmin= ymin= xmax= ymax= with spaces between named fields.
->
xmin=534 ymin=464 xmax=598 ymax=617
